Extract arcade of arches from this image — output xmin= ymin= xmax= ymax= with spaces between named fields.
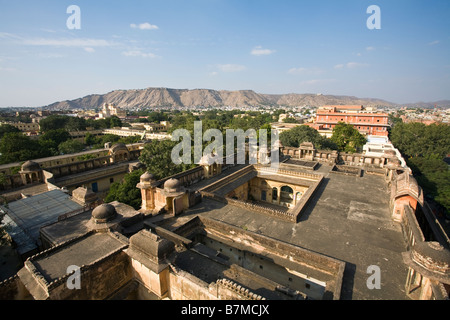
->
xmin=227 ymin=177 xmax=309 ymax=209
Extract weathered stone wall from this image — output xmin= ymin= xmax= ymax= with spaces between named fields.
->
xmin=131 ymin=258 xmax=170 ymax=298
xmin=197 ymin=217 xmax=345 ymax=299
xmin=0 ymin=275 xmax=32 ymax=300
xmin=167 ymin=264 xmax=265 ymax=300
xmin=48 ymin=250 xmax=132 ymax=300
xmin=167 ymin=264 xmax=218 ymax=300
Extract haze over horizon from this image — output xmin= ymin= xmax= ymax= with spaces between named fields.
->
xmin=1 ymin=0 xmax=449 ymax=108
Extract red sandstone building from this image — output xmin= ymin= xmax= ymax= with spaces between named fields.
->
xmin=315 ymin=105 xmax=389 ymax=137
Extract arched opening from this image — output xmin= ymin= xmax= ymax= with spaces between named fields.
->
xmin=295 ymin=192 xmax=303 ymax=204
xmin=280 ymin=186 xmax=294 ymax=205
xmin=272 ymin=187 xmax=278 ymax=201
xmin=166 ymin=197 xmax=173 ymax=213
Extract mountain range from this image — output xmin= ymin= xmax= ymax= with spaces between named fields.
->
xmin=42 ymin=87 xmax=449 ymax=110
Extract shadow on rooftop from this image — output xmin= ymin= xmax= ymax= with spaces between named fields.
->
xmin=297 ymin=177 xmax=330 ymax=223
xmin=340 ymin=262 xmax=356 ymax=300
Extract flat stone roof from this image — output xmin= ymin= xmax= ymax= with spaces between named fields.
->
xmin=179 ymin=163 xmax=410 ymax=300
xmin=39 ymin=211 xmax=92 ymax=246
xmin=32 ymin=232 xmax=126 ymax=282
xmin=40 ymin=201 xmax=141 ymax=246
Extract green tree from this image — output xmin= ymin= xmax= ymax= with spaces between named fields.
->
xmin=148 ymin=111 xmax=168 ymax=123
xmin=330 ymin=122 xmax=367 ymax=153
xmin=279 ymin=125 xmax=337 ymax=150
xmin=109 ymin=116 xmax=122 ymax=128
xmin=104 ymin=169 xmax=145 ymax=209
xmin=139 ymin=140 xmax=196 ymax=180
xmin=390 ymin=122 xmax=450 ymax=214
xmin=66 ymin=117 xmax=87 ymax=131
xmin=390 ymin=122 xmax=450 ymax=159
xmin=0 ymin=133 xmax=48 ymax=164
xmin=282 ymin=117 xmax=298 ymax=123
xmin=58 ymin=139 xmax=85 ymax=154
xmin=85 ymin=132 xmax=97 ymax=147
xmin=388 ymin=114 xmax=403 ymax=127
xmin=0 ymin=124 xmax=20 ymax=139
xmin=168 ymin=112 xmax=199 ymax=134
xmin=39 ymin=115 xmax=71 ymax=132
xmin=118 ymin=135 xmax=142 ymax=145
xmin=39 ymin=129 xmax=71 ymax=150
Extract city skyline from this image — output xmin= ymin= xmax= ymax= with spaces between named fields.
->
xmin=0 ymin=0 xmax=449 ymax=108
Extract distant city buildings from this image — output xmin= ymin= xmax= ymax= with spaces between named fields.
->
xmin=397 ymin=106 xmax=449 ymax=125
xmin=96 ymin=103 xmax=127 ymax=119
xmin=0 ymin=121 xmax=40 ymax=136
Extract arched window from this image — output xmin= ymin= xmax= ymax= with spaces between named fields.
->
xmin=280 ymin=186 xmax=294 ymax=204
xmin=272 ymin=187 xmax=278 ymax=201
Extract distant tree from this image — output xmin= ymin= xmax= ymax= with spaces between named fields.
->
xmin=330 ymin=122 xmax=366 ymax=153
xmin=258 ymin=123 xmax=272 ymax=143
xmin=388 ymin=114 xmax=403 ymax=127
xmin=147 ymin=111 xmax=168 ymax=123
xmin=0 ymin=133 xmax=49 ymax=164
xmin=66 ymin=117 xmax=87 ymax=131
xmin=118 ymin=135 xmax=142 ymax=145
xmin=104 ymin=169 xmax=145 ymax=210
xmin=58 ymin=139 xmax=85 ymax=154
xmin=39 ymin=129 xmax=71 ymax=150
xmin=139 ymin=140 xmax=196 ymax=180
xmin=229 ymin=112 xmax=272 ymax=132
xmin=282 ymin=117 xmax=298 ymax=123
xmin=94 ymin=118 xmax=108 ymax=129
xmin=109 ymin=116 xmax=122 ymax=128
xmin=168 ymin=112 xmax=199 ymax=134
xmin=0 ymin=124 xmax=20 ymax=139
xmin=85 ymin=132 xmax=97 ymax=147
xmin=39 ymin=115 xmax=71 ymax=132
xmin=88 ymin=134 xmax=121 ymax=149
xmin=279 ymin=125 xmax=337 ymax=150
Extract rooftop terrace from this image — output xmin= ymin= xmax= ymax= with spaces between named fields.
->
xmin=175 ymin=163 xmax=409 ymax=300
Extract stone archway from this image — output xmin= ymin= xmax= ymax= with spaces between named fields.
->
xmin=280 ymin=186 xmax=294 ymax=205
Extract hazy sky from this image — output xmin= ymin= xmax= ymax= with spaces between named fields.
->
xmin=0 ymin=0 xmax=449 ymax=107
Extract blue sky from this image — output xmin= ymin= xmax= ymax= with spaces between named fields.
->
xmin=0 ymin=0 xmax=449 ymax=107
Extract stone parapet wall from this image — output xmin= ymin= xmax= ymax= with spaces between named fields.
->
xmin=216 ymin=278 xmax=266 ymax=300
xmin=156 ymin=166 xmax=205 ymax=189
xmin=199 ymin=217 xmax=345 ymax=300
xmin=167 ymin=263 xmax=218 ymax=300
xmin=225 ymin=196 xmax=295 ymax=222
